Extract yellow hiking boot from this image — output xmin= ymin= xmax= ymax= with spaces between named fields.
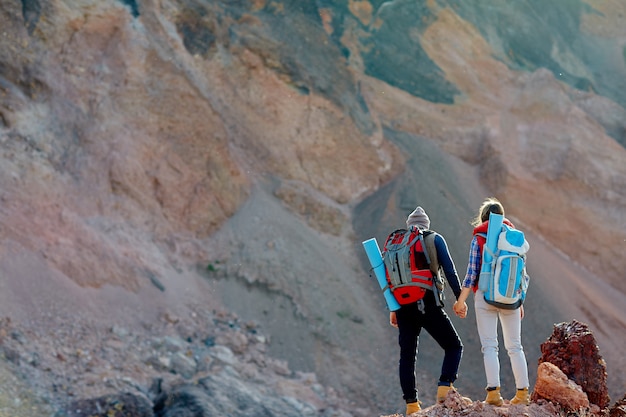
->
xmin=406 ymin=400 xmax=421 ymax=415
xmin=510 ymin=387 xmax=530 ymax=405
xmin=484 ymin=386 xmax=504 ymax=406
xmin=436 ymin=384 xmax=453 ymax=403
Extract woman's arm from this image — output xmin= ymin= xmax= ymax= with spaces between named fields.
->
xmin=462 ymin=237 xmax=481 ymax=290
xmin=453 ymin=237 xmax=481 ymax=318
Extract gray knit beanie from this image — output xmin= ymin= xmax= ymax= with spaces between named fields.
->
xmin=406 ymin=206 xmax=430 ymax=230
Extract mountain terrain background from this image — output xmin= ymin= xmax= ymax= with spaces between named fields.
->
xmin=0 ymin=0 xmax=625 ymax=415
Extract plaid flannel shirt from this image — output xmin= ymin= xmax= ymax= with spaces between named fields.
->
xmin=462 ymin=236 xmax=481 ymax=289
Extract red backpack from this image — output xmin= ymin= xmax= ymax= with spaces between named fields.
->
xmin=382 ymin=227 xmax=435 ymax=305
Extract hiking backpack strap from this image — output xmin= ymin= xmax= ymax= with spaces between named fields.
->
xmin=422 ymin=231 xmax=439 ymax=273
xmin=423 ymin=231 xmax=446 ymax=307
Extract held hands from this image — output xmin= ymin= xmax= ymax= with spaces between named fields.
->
xmin=453 ymin=300 xmax=468 ymax=319
xmin=389 ymin=302 xmax=468 ymax=325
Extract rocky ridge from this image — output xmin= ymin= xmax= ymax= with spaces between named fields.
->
xmin=2 ymin=311 xmax=624 ymax=417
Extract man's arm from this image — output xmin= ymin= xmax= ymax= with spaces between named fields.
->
xmin=433 ymin=234 xmax=461 ymax=299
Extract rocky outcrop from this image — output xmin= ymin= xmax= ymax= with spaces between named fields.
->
xmin=381 ymin=389 xmax=583 ymax=417
xmin=534 ymin=362 xmax=589 ymax=411
xmin=532 ymin=320 xmax=610 ymax=409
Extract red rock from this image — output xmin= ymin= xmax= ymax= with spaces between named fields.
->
xmin=532 ymin=320 xmax=610 ymax=409
xmin=609 ymin=394 xmax=626 ymax=417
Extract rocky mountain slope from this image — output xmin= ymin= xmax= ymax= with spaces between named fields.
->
xmin=0 ymin=0 xmax=625 ymax=415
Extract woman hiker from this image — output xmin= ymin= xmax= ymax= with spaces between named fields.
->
xmin=453 ymin=197 xmax=531 ymax=406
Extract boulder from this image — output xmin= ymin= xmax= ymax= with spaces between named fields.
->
xmin=532 ymin=320 xmax=610 ymax=408
xmin=534 ymin=361 xmax=589 ymax=411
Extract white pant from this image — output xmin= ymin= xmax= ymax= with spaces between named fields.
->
xmin=474 ymin=291 xmax=529 ymax=389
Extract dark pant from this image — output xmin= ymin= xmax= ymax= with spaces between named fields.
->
xmin=396 ymin=301 xmax=463 ymax=402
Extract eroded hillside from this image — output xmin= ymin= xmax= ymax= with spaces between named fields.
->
xmin=0 ymin=0 xmax=625 ymax=415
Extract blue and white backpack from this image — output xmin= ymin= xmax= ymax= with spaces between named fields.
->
xmin=478 ymin=216 xmax=530 ymax=309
